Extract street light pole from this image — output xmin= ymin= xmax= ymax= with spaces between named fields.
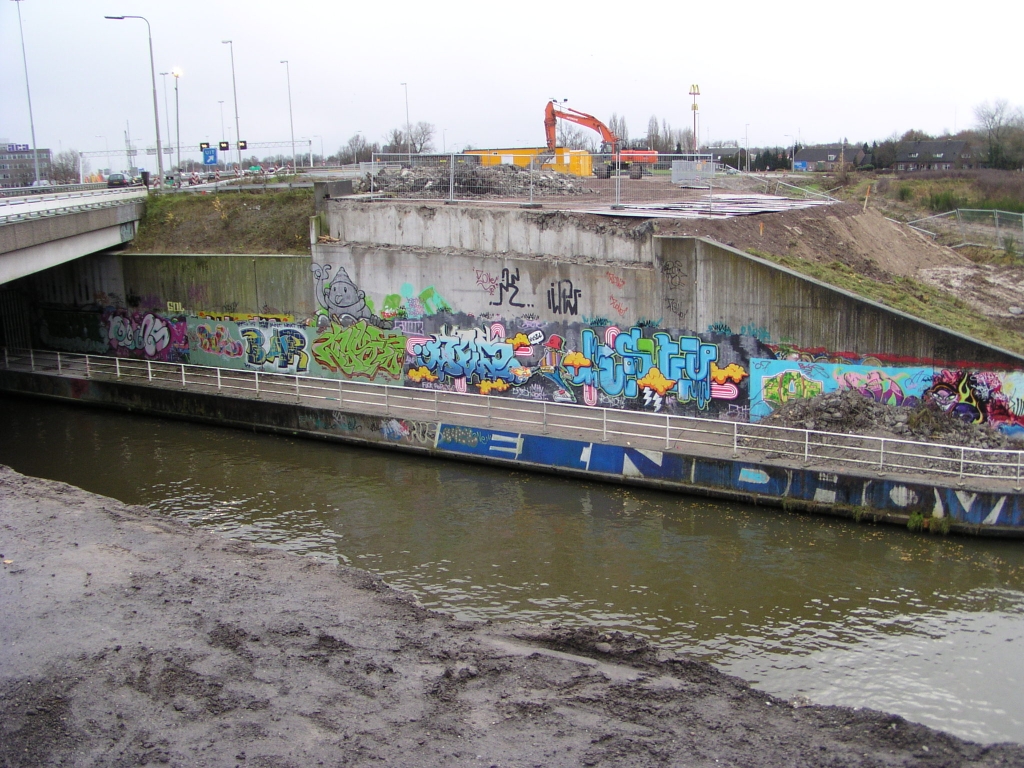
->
xmin=401 ymin=82 xmax=411 ymax=161
xmin=104 ymin=14 xmax=164 ymax=186
xmin=172 ymin=69 xmax=182 ymax=175
xmin=280 ymin=61 xmax=296 ymax=174
xmin=160 ymin=72 xmax=172 ymax=177
xmin=13 ymin=0 xmax=40 ymax=184
xmin=222 ymin=40 xmax=242 ymax=171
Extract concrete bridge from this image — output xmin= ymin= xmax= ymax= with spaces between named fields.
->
xmin=0 ymin=188 xmax=146 ymax=285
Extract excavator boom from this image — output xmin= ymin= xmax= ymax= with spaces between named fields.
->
xmin=545 ymin=101 xmax=618 ymax=152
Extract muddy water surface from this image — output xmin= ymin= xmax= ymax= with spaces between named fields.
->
xmin=2 ymin=395 xmax=1022 ymax=744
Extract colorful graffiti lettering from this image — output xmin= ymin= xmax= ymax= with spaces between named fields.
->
xmin=410 ymin=334 xmax=529 ymax=388
xmin=104 ymin=310 xmax=187 ymax=362
xmin=546 ymin=280 xmax=582 ymax=315
xmin=312 ymin=320 xmax=406 ymax=380
xmin=739 ymin=324 xmax=771 ymax=343
xmin=834 ymin=368 xmax=920 ymax=408
xmin=761 ymin=369 xmax=824 ymax=407
xmin=567 ymin=327 xmax=718 ymax=409
xmin=240 ymin=324 xmax=310 ymax=373
xmin=194 ymin=324 xmax=244 ymax=358
xmin=439 ymin=425 xmax=482 ymax=447
xmin=381 ymin=284 xmax=450 ymax=320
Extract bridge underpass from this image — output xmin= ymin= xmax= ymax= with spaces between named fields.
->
xmin=0 ymin=188 xmax=147 ymax=349
xmin=0 ymin=188 xmax=146 ymax=285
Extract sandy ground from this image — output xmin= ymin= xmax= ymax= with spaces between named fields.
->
xmin=3 ymin=466 xmax=1023 ymax=768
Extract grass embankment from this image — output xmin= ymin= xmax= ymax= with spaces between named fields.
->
xmin=129 ymin=189 xmax=314 ymax=254
xmin=748 ymin=249 xmax=1024 ymax=356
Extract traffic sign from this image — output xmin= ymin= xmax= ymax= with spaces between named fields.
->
xmin=237 ymin=140 xmax=247 ymax=150
xmin=218 ymin=141 xmax=229 ymax=151
xmin=202 ymin=148 xmax=218 ymax=166
xmin=199 ymin=142 xmax=210 ymax=150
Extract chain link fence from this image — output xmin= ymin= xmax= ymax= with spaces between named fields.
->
xmin=908 ymin=209 xmax=1024 ymax=254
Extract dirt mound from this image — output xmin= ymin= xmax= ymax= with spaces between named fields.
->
xmin=366 ymin=163 xmax=586 ymax=198
xmin=761 ymin=388 xmax=1017 ymax=450
xmin=653 ymin=203 xmax=968 ymax=280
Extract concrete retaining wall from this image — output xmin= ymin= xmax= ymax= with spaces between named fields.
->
xmin=323 ymin=201 xmax=655 ymax=265
xmin=3 ymin=368 xmax=1021 ymax=537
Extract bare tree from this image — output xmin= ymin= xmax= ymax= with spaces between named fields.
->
xmin=382 ymin=128 xmax=407 ymax=154
xmin=557 ymin=123 xmax=597 ymax=152
xmin=411 ymin=121 xmax=435 ymax=153
xmin=51 ymin=149 xmax=85 ymax=184
xmin=645 ymin=115 xmax=661 ymax=151
xmin=607 ymin=113 xmax=629 ymax=146
xmin=975 ymin=99 xmax=1024 ymax=170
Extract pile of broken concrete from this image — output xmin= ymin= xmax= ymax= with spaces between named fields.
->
xmin=761 ymin=388 xmax=1017 ymax=450
xmin=361 ymin=163 xmax=587 ymax=198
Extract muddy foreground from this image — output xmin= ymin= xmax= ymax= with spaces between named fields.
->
xmin=1 ymin=466 xmax=1021 ymax=767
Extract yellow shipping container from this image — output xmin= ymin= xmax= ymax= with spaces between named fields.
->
xmin=465 ymin=147 xmax=592 ymax=177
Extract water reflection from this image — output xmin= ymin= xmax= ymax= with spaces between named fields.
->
xmin=1 ymin=395 xmax=1022 ymax=743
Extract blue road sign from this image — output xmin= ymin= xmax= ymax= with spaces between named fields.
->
xmin=202 ymin=148 xmax=218 ymax=165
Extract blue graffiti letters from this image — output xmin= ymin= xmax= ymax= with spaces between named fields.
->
xmin=413 ymin=335 xmax=528 ymax=385
xmin=241 ymin=326 xmax=310 ymax=372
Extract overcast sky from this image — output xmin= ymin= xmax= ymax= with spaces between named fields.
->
xmin=1 ymin=0 xmax=1018 ymax=169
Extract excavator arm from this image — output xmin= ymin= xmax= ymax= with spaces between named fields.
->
xmin=545 ymin=101 xmax=619 ymax=153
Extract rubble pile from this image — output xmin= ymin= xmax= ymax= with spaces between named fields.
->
xmin=363 ymin=163 xmax=587 ymax=198
xmin=761 ymin=388 xmax=1017 ymax=450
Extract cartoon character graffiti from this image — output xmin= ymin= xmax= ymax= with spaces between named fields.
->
xmin=311 ymin=264 xmax=391 ymax=329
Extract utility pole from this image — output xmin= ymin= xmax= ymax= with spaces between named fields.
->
xmin=223 ymin=40 xmax=242 ymax=171
xmin=14 ymin=0 xmax=41 ymax=184
xmin=688 ymin=84 xmax=700 ymax=153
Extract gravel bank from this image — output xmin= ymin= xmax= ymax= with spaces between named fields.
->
xmin=1 ymin=465 xmax=1021 ymax=767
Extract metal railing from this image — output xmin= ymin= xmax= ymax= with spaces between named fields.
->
xmin=0 ymin=187 xmax=147 ymax=224
xmin=3 ymin=347 xmax=1021 ymax=488
xmin=0 ymin=182 xmax=107 ymax=199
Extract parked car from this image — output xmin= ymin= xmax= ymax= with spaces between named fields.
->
xmin=107 ymin=173 xmax=130 ymax=188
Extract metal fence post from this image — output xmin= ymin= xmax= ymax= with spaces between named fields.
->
xmin=57 ymin=352 xmax=61 ymax=374
xmin=339 ymin=378 xmax=344 ymax=405
xmin=732 ymin=422 xmax=738 ymax=457
xmin=449 ymin=153 xmax=455 ymax=202
xmin=879 ymin=439 xmax=885 ymax=470
xmin=959 ymin=447 xmax=965 ymax=480
xmin=217 ymin=367 xmax=222 ymax=392
xmin=30 ymin=348 xmax=34 ymax=371
xmin=434 ymin=390 xmax=438 ymax=418
xmin=665 ymin=414 xmax=671 ymax=449
xmin=614 ymin=154 xmax=621 ymax=207
xmin=295 ymin=374 xmax=300 ymax=402
xmin=384 ymin=385 xmax=389 ymax=414
xmin=542 ymin=401 xmax=548 ymax=434
xmin=487 ymin=397 xmax=491 ymax=426
xmin=255 ymin=371 xmax=260 ymax=398
xmin=602 ymin=409 xmax=607 ymax=442
xmin=115 ymin=357 xmax=120 ymax=379
xmin=147 ymin=360 xmax=153 ymax=381
xmin=180 ymin=364 xmax=186 ymax=388
xmin=1017 ymin=450 xmax=1022 ymax=491
xmin=85 ymin=355 xmax=90 ymax=379
xmin=804 ymin=430 xmax=810 ymax=463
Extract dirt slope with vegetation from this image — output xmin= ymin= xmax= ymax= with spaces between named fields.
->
xmin=128 ymin=189 xmax=314 ymax=255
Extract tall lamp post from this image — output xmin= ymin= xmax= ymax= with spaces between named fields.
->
xmin=401 ymin=82 xmax=411 ymax=161
xmin=160 ymin=72 xmax=172 ymax=177
xmin=688 ymin=84 xmax=700 ymax=153
xmin=222 ymin=40 xmax=242 ymax=171
xmin=280 ymin=61 xmax=296 ymax=173
xmin=105 ymin=15 xmax=163 ymax=186
xmin=13 ymin=0 xmax=40 ymax=184
xmin=172 ymin=68 xmax=183 ymax=174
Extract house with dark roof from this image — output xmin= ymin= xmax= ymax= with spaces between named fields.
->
xmin=793 ymin=145 xmax=864 ymax=172
xmin=894 ymin=140 xmax=974 ymax=172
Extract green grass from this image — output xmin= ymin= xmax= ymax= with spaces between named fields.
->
xmin=748 ymin=249 xmax=1024 ymax=355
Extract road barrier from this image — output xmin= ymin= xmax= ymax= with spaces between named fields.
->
xmin=4 ymin=347 xmax=1021 ymax=488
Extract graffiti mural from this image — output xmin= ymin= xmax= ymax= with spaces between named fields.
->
xmin=925 ymin=369 xmax=1024 ymax=436
xmin=311 ymin=263 xmax=392 ymax=329
xmin=312 ymin=320 xmax=407 ymax=380
xmin=193 ymin=323 xmax=244 ymax=359
xmin=749 ymin=359 xmax=935 ymax=421
xmin=239 ymin=321 xmax=310 ymax=373
xmin=104 ymin=310 xmax=188 ymax=362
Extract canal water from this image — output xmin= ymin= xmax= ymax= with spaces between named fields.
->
xmin=2 ymin=394 xmax=1022 ymax=744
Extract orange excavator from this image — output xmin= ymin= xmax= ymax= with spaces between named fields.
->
xmin=544 ymin=100 xmax=657 ymax=179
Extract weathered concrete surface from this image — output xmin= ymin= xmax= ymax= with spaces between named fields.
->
xmin=324 ymin=201 xmax=656 ymax=264
xmin=659 ymin=237 xmax=1024 ymax=367
xmin=3 ymin=464 xmax=1023 ymax=767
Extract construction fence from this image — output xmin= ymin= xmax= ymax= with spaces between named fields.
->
xmin=908 ymin=209 xmax=1024 ymax=254
xmin=366 ymin=152 xmax=724 ymax=207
